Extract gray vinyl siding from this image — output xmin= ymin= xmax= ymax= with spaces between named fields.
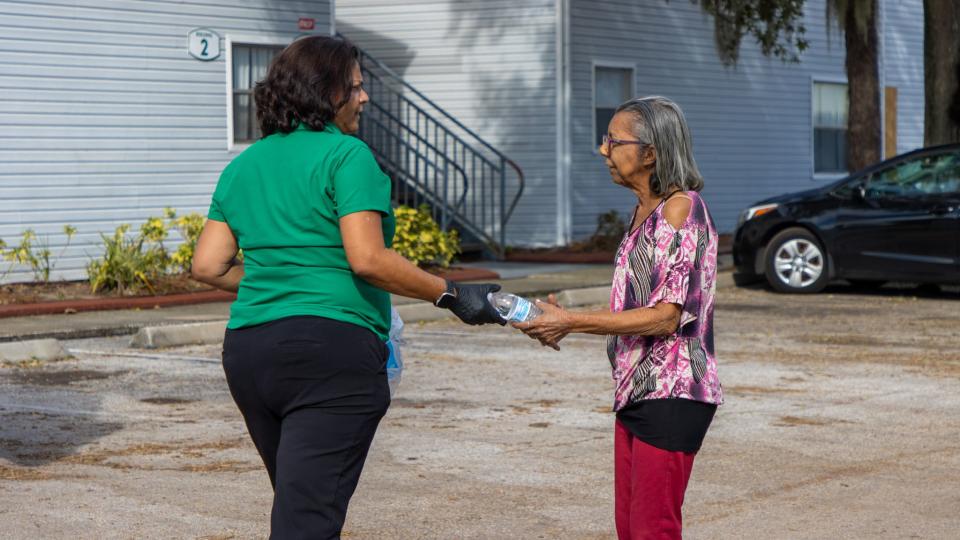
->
xmin=337 ymin=0 xmax=559 ymax=246
xmin=0 ymin=0 xmax=331 ymax=283
xmin=569 ymin=0 xmax=924 ymax=236
xmin=882 ymin=0 xmax=924 ymax=154
xmin=570 ymin=0 xmax=838 ymax=236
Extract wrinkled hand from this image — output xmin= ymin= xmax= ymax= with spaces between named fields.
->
xmin=448 ymin=282 xmax=506 ymax=326
xmin=513 ymin=294 xmax=569 ymax=350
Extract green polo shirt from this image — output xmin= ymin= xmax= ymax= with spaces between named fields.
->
xmin=207 ymin=123 xmax=395 ymax=340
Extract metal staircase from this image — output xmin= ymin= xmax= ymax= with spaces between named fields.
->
xmin=351 ymin=44 xmax=525 ymax=258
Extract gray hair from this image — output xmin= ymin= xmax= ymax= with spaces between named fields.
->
xmin=615 ymin=96 xmax=704 ymax=196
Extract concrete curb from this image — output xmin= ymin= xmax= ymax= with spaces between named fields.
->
xmin=0 ymin=339 xmax=70 ymax=362
xmin=118 ymin=275 xmax=737 ymax=348
xmin=1 ymin=324 xmax=162 ymax=344
xmin=0 ymin=290 xmax=236 ymax=319
xmin=397 ymin=285 xmax=615 ymax=325
xmin=121 ymin=285 xmax=617 ymax=347
xmin=555 ymin=286 xmax=610 ymax=308
xmin=130 ymin=321 xmax=227 ymax=349
xmin=0 ymin=267 xmax=499 ymax=321
xmin=395 ymin=302 xmax=455 ymax=324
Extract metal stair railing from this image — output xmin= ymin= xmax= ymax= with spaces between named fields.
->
xmin=350 ymin=41 xmax=525 ymax=257
xmin=364 ymin=112 xmax=469 ymax=226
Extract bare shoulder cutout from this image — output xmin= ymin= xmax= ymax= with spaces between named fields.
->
xmin=663 ymin=195 xmax=692 ymax=229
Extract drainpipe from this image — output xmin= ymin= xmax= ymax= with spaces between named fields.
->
xmin=555 ymin=0 xmax=573 ymax=246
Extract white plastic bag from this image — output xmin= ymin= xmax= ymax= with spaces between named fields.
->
xmin=386 ymin=307 xmax=405 ymax=398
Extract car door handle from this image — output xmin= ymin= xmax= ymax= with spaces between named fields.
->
xmin=931 ymin=205 xmax=957 ymax=215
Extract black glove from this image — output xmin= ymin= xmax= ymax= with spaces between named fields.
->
xmin=447 ymin=281 xmax=505 ymax=326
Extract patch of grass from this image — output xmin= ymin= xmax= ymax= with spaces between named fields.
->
xmin=774 ymin=415 xmax=836 ymax=427
xmin=0 ymin=464 xmax=55 ymax=481
xmin=1 ymin=358 xmax=45 ymax=369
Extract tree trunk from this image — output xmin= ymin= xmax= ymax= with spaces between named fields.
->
xmin=924 ymin=0 xmax=960 ymax=145
xmin=844 ymin=0 xmax=881 ymax=172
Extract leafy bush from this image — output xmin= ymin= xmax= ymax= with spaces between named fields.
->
xmin=164 ymin=208 xmax=205 ymax=273
xmin=1 ymin=225 xmax=76 ymax=284
xmin=590 ymin=210 xmax=627 ymax=251
xmin=87 ymin=224 xmax=167 ymax=295
xmin=392 ymin=205 xmax=460 ymax=267
xmin=87 ymin=208 xmax=206 ymax=294
xmin=0 ymin=237 xmax=8 ymax=282
xmin=0 ymin=207 xmax=205 ymax=293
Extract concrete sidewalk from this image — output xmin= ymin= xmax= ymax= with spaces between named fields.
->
xmin=0 ymin=264 xmax=614 ymax=344
xmin=0 ymin=261 xmax=733 ymax=351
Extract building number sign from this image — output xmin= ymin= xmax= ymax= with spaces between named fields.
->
xmin=188 ymin=28 xmax=221 ymax=61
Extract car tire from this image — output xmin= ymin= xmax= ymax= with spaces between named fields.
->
xmin=764 ymin=227 xmax=829 ymax=294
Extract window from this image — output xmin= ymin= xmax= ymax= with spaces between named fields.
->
xmin=594 ymin=66 xmax=633 ymax=147
xmin=232 ymin=43 xmax=284 ymax=144
xmin=813 ymin=82 xmax=848 ymax=174
xmin=867 ymin=152 xmax=960 ymax=198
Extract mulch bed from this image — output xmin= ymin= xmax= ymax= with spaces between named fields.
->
xmin=0 ymin=266 xmax=499 ymax=319
xmin=0 ymin=275 xmax=229 ymax=318
xmin=0 ymin=274 xmax=211 ymax=306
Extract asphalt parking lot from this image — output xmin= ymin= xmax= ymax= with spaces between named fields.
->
xmin=1 ymin=283 xmax=959 ymax=539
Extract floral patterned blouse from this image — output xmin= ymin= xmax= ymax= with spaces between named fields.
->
xmin=608 ymin=191 xmax=723 ymax=411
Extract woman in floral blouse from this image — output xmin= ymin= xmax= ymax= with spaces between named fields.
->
xmin=516 ymin=96 xmax=722 ymax=540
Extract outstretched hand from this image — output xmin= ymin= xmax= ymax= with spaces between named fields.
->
xmin=513 ymin=293 xmax=570 ymax=350
xmin=448 ymin=282 xmax=506 ymax=326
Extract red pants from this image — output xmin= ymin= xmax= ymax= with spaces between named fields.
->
xmin=614 ymin=419 xmax=697 ymax=540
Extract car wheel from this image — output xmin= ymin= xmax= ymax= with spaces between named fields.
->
xmin=764 ymin=228 xmax=829 ymax=294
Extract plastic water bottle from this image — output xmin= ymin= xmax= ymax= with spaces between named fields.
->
xmin=386 ymin=307 xmax=404 ymax=398
xmin=488 ymin=291 xmax=543 ymax=322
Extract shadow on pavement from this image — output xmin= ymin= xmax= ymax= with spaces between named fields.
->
xmin=734 ymin=280 xmax=960 ymax=300
xmin=0 ymin=368 xmax=126 ymax=467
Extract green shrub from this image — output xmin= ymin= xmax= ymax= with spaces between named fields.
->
xmin=86 ymin=208 xmax=207 ymax=294
xmin=1 ymin=225 xmax=76 ymax=284
xmin=0 ymin=237 xmax=8 ymax=282
xmin=392 ymin=204 xmax=460 ymax=267
xmin=164 ymin=208 xmax=205 ymax=273
xmin=87 ymin=224 xmax=167 ymax=295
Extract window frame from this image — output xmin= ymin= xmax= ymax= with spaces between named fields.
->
xmin=225 ymin=34 xmax=292 ymax=151
xmin=810 ymin=76 xmax=850 ymax=181
xmin=592 ymin=61 xmax=636 ymax=153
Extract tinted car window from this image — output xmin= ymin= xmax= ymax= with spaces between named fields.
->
xmin=867 ymin=152 xmax=960 ymax=198
xmin=935 ymin=154 xmax=960 ymax=194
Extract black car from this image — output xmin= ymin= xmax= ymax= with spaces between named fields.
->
xmin=733 ymin=144 xmax=960 ymax=293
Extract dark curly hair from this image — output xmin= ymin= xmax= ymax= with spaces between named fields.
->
xmin=254 ymin=36 xmax=359 ymax=137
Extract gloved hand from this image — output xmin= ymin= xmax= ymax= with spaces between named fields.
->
xmin=447 ymin=282 xmax=505 ymax=326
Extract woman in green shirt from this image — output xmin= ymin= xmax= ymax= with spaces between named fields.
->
xmin=192 ymin=36 xmax=503 ymax=539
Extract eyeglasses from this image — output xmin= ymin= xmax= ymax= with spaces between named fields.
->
xmin=601 ymin=134 xmax=650 ymax=153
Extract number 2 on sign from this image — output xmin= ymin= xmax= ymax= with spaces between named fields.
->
xmin=200 ymin=39 xmax=208 ymax=56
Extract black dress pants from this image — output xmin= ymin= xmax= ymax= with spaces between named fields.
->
xmin=222 ymin=316 xmax=391 ymax=540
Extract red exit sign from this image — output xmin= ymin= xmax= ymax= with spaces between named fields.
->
xmin=298 ymin=17 xmax=315 ymax=30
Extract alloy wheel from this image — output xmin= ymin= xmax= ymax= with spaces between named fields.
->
xmin=772 ymin=239 xmax=824 ymax=289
